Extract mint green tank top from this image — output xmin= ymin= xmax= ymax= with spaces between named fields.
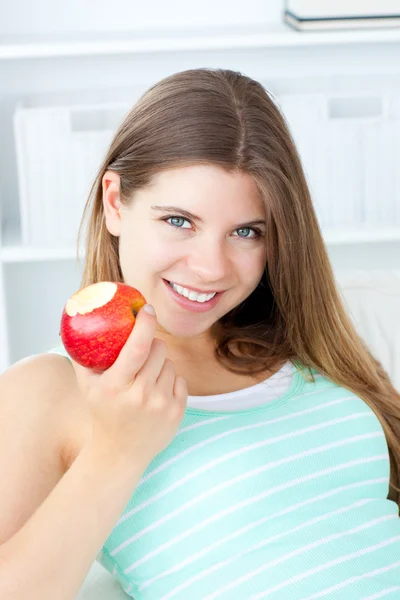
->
xmin=48 ymin=345 xmax=400 ymax=599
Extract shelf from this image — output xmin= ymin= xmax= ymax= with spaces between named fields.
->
xmin=2 ymin=225 xmax=400 ymax=263
xmin=0 ymin=222 xmax=84 ymax=262
xmin=1 ymin=245 xmax=84 ymax=263
xmin=322 ymin=226 xmax=400 ymax=245
xmin=1 ymin=23 xmax=400 ymax=60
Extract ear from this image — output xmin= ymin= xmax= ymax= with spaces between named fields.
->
xmin=102 ymin=170 xmax=122 ymax=236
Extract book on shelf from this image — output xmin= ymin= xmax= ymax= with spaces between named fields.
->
xmin=284 ymin=0 xmax=400 ymax=31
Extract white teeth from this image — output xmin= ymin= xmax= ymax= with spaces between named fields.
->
xmin=169 ymin=281 xmax=216 ymax=303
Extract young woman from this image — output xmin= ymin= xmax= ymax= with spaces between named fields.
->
xmin=1 ymin=68 xmax=399 ymax=600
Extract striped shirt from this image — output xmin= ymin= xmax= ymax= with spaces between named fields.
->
xmin=48 ymin=345 xmax=400 ymax=599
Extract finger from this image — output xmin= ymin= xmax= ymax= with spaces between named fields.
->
xmin=155 ymin=358 xmax=176 ymax=389
xmin=130 ymin=339 xmax=167 ymax=396
xmin=106 ymin=304 xmax=158 ymax=385
xmin=174 ymin=375 xmax=188 ymax=403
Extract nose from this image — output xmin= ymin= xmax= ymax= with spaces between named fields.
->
xmin=187 ymin=236 xmax=231 ymax=286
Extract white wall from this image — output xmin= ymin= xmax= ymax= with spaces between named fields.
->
xmin=0 ymin=0 xmax=283 ymax=35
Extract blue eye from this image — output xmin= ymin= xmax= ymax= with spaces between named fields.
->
xmin=162 ymin=216 xmax=263 ymax=240
xmin=166 ymin=216 xmax=191 ymax=229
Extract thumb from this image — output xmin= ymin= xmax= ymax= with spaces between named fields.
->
xmin=70 ymin=303 xmax=157 ymax=390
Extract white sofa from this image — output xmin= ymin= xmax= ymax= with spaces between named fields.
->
xmin=76 ymin=268 xmax=400 ymax=599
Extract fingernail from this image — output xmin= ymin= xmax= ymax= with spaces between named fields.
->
xmin=143 ymin=304 xmax=155 ymax=315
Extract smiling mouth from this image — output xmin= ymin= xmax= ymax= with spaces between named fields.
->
xmin=165 ymin=280 xmax=218 ymax=298
xmin=164 ymin=279 xmax=222 ymax=295
xmin=162 ymin=279 xmax=226 ymax=312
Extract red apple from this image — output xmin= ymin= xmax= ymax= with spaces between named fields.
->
xmin=59 ymin=281 xmax=147 ymax=372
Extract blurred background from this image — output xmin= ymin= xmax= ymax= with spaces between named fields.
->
xmin=0 ymin=0 xmax=400 ymax=372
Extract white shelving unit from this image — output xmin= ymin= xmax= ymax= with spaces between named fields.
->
xmin=2 ymin=23 xmax=400 ymax=59
xmin=1 ymin=22 xmax=400 ymax=373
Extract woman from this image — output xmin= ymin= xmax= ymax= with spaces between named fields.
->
xmin=1 ymin=67 xmax=399 ymax=599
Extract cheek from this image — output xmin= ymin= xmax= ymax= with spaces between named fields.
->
xmin=240 ymin=251 xmax=265 ymax=281
xmin=120 ymin=232 xmax=178 ymax=275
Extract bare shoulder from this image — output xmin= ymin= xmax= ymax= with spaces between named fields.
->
xmin=0 ymin=353 xmax=91 ymax=545
xmin=1 ymin=352 xmax=91 ymax=472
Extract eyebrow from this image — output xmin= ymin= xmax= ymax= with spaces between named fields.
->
xmin=151 ymin=205 xmax=267 ymax=228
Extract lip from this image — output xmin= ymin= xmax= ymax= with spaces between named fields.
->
xmin=163 ymin=279 xmax=224 ymax=313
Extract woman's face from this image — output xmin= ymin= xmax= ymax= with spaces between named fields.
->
xmin=103 ymin=164 xmax=268 ymax=357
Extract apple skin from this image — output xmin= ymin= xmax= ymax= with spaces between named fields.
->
xmin=59 ymin=281 xmax=147 ymax=372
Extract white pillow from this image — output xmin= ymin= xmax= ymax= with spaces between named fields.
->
xmin=76 ymin=560 xmax=129 ymax=599
xmin=335 ymin=269 xmax=400 ymax=391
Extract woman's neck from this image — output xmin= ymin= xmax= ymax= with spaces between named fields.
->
xmin=170 ymin=354 xmax=287 ymax=397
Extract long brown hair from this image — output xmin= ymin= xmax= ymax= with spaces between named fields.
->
xmin=76 ymin=68 xmax=400 ymax=509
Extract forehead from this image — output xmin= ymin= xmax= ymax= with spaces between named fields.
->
xmin=142 ymin=164 xmax=266 ymax=215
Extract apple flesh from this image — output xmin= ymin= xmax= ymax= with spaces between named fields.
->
xmin=59 ymin=281 xmax=147 ymax=372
